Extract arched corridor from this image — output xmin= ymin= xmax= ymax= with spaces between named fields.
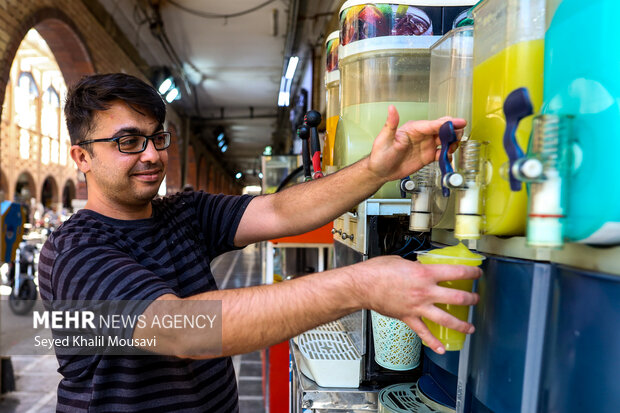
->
xmin=1 ymin=25 xmax=90 ymax=212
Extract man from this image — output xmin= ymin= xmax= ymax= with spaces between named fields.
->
xmin=39 ymin=73 xmax=480 ymax=412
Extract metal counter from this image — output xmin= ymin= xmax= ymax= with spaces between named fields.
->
xmin=290 ymin=341 xmax=380 ymax=413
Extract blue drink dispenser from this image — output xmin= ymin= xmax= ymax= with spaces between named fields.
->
xmin=507 ymin=0 xmax=620 ymax=246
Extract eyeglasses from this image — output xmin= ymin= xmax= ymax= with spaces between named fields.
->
xmin=77 ymin=131 xmax=171 ymax=154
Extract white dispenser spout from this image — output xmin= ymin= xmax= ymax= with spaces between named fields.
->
xmin=407 ymin=164 xmax=435 ymax=232
xmin=524 ymin=114 xmax=573 ymax=248
xmin=454 ymin=140 xmax=487 ymax=240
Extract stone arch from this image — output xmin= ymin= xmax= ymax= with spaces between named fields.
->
xmin=0 ymin=8 xmax=95 ymax=121
xmin=0 ymin=9 xmax=95 ymax=206
xmin=14 ymin=171 xmax=35 ymax=203
xmin=197 ymin=155 xmax=208 ymax=191
xmin=186 ymin=144 xmax=197 ymax=190
xmin=62 ymin=179 xmax=76 ymax=210
xmin=41 ymin=175 xmax=59 ymax=208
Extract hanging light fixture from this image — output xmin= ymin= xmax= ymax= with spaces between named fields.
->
xmin=158 ymin=77 xmax=174 ymax=94
xmin=278 ymin=56 xmax=299 ymax=107
xmin=152 ymin=67 xmax=182 ymax=103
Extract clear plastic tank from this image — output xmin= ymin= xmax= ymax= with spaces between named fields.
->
xmin=427 ymin=26 xmax=474 ymax=230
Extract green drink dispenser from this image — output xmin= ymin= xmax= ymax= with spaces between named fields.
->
xmin=324 ymin=30 xmax=340 ymax=174
xmin=507 ymin=0 xmax=620 ymax=247
xmin=334 ymin=1 xmax=462 ymax=200
xmin=455 ymin=0 xmax=545 ymax=239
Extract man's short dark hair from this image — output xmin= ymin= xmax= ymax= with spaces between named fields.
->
xmin=64 ymin=73 xmax=166 ymax=146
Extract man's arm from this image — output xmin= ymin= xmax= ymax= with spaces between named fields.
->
xmin=134 ymin=256 xmax=481 ymax=357
xmin=234 ymin=106 xmax=464 ymax=246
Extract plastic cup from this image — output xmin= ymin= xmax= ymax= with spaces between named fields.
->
xmin=417 ymin=242 xmax=484 ymax=351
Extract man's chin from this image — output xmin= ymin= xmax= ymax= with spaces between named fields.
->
xmin=137 ymin=189 xmax=160 ymax=202
xmin=131 ymin=185 xmax=161 ymax=203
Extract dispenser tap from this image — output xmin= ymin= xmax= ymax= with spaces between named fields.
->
xmin=502 ymin=87 xmax=534 ymax=191
xmin=453 ymin=140 xmax=487 ymax=240
xmin=438 ymin=121 xmax=464 ymax=196
xmin=304 ymin=110 xmax=324 ymax=179
xmin=297 ymin=124 xmax=312 ymax=182
xmin=524 ymin=114 xmax=573 ymax=248
xmin=400 ymin=177 xmax=415 ymax=198
xmin=408 ymin=164 xmax=435 ymax=232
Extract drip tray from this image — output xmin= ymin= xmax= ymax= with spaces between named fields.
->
xmin=379 ymin=382 xmax=448 ymax=413
xmin=293 ymin=312 xmax=361 ymax=344
xmin=297 ymin=331 xmax=361 ymax=388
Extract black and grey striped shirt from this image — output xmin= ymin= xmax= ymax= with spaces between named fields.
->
xmin=38 ymin=191 xmax=253 ymax=412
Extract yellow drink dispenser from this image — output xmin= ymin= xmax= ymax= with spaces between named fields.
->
xmin=324 ymin=31 xmax=340 ymax=173
xmin=455 ymin=0 xmax=545 ymax=239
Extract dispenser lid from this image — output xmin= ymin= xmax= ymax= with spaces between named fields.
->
xmin=325 ymin=30 xmax=340 ymax=74
xmin=338 ymin=1 xmax=476 ymax=59
xmin=326 ymin=30 xmax=340 ymax=43
xmin=340 ymin=0 xmax=477 ymax=12
xmin=430 ymin=25 xmax=473 ymax=52
xmin=325 ymin=70 xmax=340 ymax=85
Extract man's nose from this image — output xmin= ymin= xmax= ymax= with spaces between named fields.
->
xmin=139 ymin=138 xmax=162 ymax=162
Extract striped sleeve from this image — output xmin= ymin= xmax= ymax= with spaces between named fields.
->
xmin=193 ymin=192 xmax=253 ymax=259
xmin=50 ymin=243 xmax=175 ymax=302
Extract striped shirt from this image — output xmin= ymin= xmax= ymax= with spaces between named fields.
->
xmin=38 ymin=191 xmax=253 ymax=412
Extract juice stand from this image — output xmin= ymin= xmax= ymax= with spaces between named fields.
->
xmin=291 ymin=2 xmax=476 ymax=412
xmin=291 ymin=0 xmax=620 ymax=412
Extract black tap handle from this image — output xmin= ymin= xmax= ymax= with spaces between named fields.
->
xmin=304 ymin=110 xmax=324 ymax=179
xmin=297 ymin=125 xmax=312 ymax=181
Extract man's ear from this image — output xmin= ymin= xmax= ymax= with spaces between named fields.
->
xmin=70 ymin=145 xmax=92 ymax=174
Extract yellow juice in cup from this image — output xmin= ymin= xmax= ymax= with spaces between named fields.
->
xmin=417 ymin=242 xmax=484 ymax=351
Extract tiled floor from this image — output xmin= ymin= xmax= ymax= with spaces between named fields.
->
xmin=0 ymin=244 xmax=266 ymax=413
xmin=0 ymin=355 xmax=60 ymax=412
xmin=211 ymin=244 xmax=267 ymax=413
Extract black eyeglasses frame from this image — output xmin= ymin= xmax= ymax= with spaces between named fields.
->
xmin=76 ymin=131 xmax=171 ymax=154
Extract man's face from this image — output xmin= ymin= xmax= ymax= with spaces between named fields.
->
xmin=82 ymin=100 xmax=168 ymax=209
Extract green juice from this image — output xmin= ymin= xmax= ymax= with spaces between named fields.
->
xmin=334 ymin=101 xmax=429 ymax=199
